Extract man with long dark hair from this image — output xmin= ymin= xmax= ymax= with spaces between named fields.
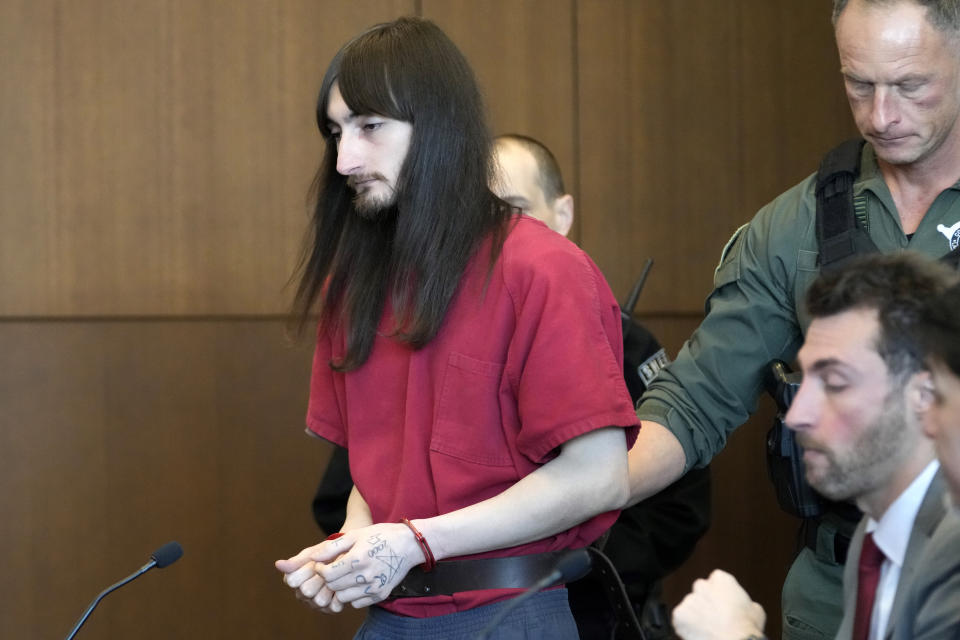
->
xmin=275 ymin=17 xmax=638 ymax=638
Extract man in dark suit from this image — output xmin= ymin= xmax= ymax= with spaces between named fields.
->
xmin=887 ymin=279 xmax=960 ymax=640
xmin=671 ymin=253 xmax=960 ymax=640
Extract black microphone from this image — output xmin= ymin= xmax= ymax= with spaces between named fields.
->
xmin=150 ymin=541 xmax=184 ymax=568
xmin=65 ymin=541 xmax=183 ymax=640
xmin=475 ymin=548 xmax=592 ymax=640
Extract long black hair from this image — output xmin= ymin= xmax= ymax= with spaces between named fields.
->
xmin=290 ymin=17 xmax=511 ymax=371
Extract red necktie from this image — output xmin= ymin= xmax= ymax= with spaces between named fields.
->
xmin=853 ymin=532 xmax=886 ymax=640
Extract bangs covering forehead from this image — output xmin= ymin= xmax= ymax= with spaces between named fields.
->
xmin=316 ymin=19 xmax=432 ymax=133
xmin=295 ymin=16 xmax=505 ymax=371
xmin=336 ymin=42 xmax=407 ymax=122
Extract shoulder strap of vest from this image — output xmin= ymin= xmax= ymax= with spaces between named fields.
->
xmin=816 ymin=138 xmax=879 ymax=270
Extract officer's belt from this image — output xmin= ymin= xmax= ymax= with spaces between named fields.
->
xmin=390 ymin=551 xmax=566 ymax=598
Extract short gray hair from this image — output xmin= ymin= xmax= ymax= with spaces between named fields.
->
xmin=832 ymin=0 xmax=960 ymax=35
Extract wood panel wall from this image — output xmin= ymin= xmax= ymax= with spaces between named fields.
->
xmin=1 ymin=1 xmax=856 ymax=638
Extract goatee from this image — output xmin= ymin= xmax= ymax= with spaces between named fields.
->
xmin=353 ymin=195 xmax=398 ymax=221
xmin=348 ymin=175 xmax=397 ymax=221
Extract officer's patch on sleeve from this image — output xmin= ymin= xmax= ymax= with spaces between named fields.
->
xmin=714 ymin=223 xmax=749 ymax=286
xmin=638 ymin=348 xmax=669 ymax=387
xmin=716 ymin=223 xmax=748 ymax=273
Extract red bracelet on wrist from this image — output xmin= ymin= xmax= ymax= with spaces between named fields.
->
xmin=401 ymin=517 xmax=436 ymax=572
xmin=325 ymin=532 xmax=344 ymax=541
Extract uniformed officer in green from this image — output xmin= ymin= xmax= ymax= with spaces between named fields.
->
xmin=624 ymin=1 xmax=960 ymax=638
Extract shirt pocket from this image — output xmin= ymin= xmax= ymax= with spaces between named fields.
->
xmin=430 ymin=351 xmax=513 ymax=466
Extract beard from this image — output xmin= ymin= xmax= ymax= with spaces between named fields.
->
xmin=349 ymin=174 xmax=398 ymax=221
xmin=797 ymin=388 xmax=913 ymax=502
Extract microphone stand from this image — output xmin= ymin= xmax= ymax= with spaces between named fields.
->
xmin=65 ymin=560 xmax=158 ymax=640
xmin=64 ymin=541 xmax=182 ymax=640
xmin=473 ymin=547 xmax=647 ymax=640
xmin=475 ymin=549 xmax=592 ymax=640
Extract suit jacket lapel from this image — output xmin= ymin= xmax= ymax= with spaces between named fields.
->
xmin=883 ymin=470 xmax=946 ymax=639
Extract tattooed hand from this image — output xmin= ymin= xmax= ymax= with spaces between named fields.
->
xmin=275 ymin=522 xmax=423 ymax=613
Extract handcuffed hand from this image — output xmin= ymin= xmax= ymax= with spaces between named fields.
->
xmin=275 ymin=522 xmax=423 ymax=613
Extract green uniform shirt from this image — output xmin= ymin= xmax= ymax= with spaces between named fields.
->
xmin=637 ymin=144 xmax=960 ymax=471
